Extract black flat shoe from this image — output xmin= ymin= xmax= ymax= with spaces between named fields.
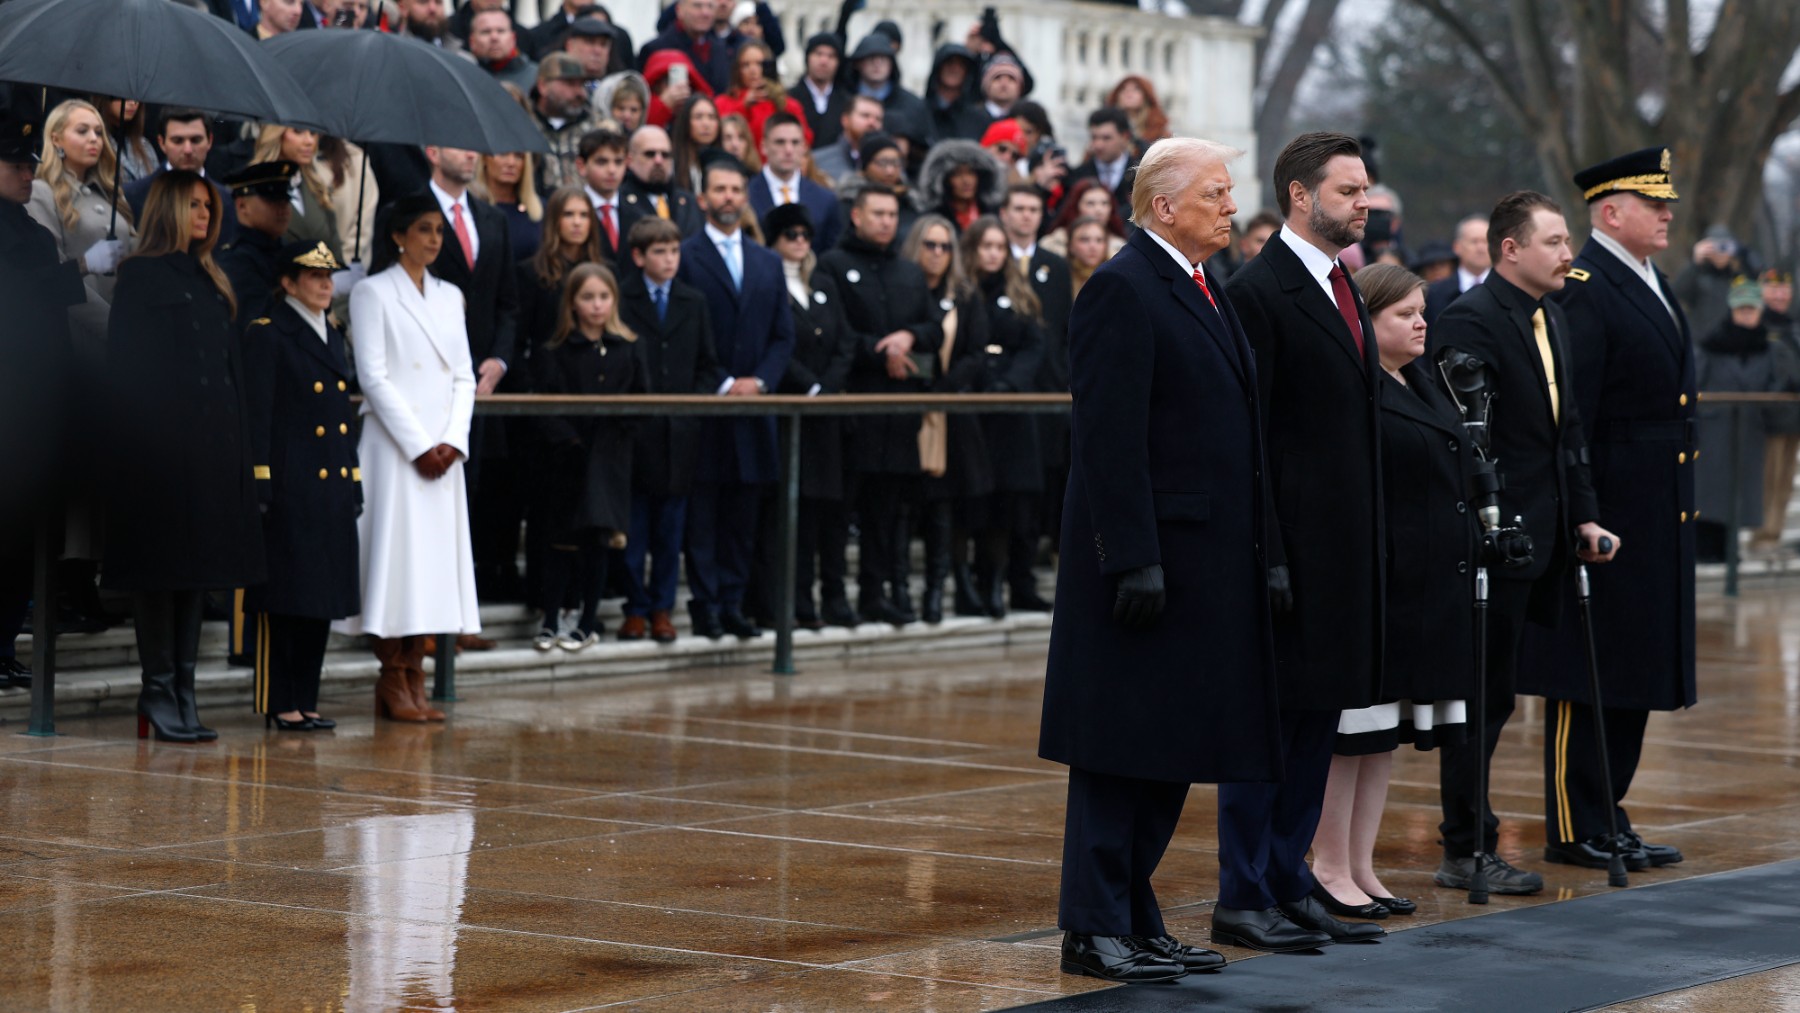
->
xmin=1278 ymin=894 xmax=1386 ymax=942
xmin=1310 ymin=883 xmax=1389 ymax=920
xmin=1372 ymin=895 xmax=1416 ymax=915
xmin=265 ymin=714 xmax=317 ymax=731
xmin=302 ymin=714 xmax=337 ymax=730
xmin=1136 ymin=933 xmax=1226 ymax=972
xmin=1059 ymin=932 xmax=1186 ymax=983
xmin=1209 ymin=906 xmax=1332 ymax=952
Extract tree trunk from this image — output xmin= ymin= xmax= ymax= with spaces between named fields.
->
xmin=1255 ymin=0 xmax=1344 ymax=181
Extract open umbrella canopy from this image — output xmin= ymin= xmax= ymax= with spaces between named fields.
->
xmin=264 ymin=30 xmax=547 ymax=154
xmin=0 ymin=0 xmax=323 ymax=128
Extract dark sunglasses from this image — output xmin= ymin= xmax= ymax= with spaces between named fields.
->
xmin=921 ymin=240 xmax=952 ymax=253
xmin=780 ymin=227 xmax=812 ymax=242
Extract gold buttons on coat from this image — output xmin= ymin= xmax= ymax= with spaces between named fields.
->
xmin=315 ymin=426 xmax=326 ymax=437
xmin=1680 ymin=511 xmax=1689 ymax=522
xmin=340 ymin=467 xmax=349 ymax=478
xmin=1679 ymin=394 xmax=1688 ymax=406
xmin=318 ymin=468 xmax=329 ymax=480
xmin=339 ymin=423 xmax=348 ymax=434
xmin=1678 ymin=452 xmax=1687 ymax=464
xmin=314 ymin=381 xmax=324 ymax=393
xmin=338 ymin=380 xmax=347 ymax=391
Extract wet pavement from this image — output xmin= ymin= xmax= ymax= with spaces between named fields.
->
xmin=3 ymin=585 xmax=1799 ymax=1011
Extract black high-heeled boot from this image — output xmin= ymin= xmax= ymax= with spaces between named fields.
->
xmin=171 ymin=590 xmax=216 ymax=742
xmin=133 ymin=592 xmax=198 ymax=743
xmin=920 ymin=503 xmax=951 ymax=624
xmin=976 ymin=530 xmax=1008 ymax=619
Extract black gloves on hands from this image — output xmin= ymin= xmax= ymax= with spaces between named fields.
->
xmin=1113 ymin=564 xmax=1166 ymax=630
xmin=1267 ymin=565 xmax=1294 ymax=614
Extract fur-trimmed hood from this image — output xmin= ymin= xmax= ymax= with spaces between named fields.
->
xmin=917 ymin=139 xmax=1008 ymax=212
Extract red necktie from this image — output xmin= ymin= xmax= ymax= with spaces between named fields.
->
xmin=1328 ymin=263 xmax=1364 ymax=357
xmin=601 ymin=202 xmax=618 ymax=250
xmin=451 ymin=203 xmax=475 ymax=271
xmin=1191 ymin=267 xmax=1217 ymax=309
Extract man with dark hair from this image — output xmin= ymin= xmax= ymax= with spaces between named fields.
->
xmin=794 ymin=32 xmax=849 ymax=149
xmin=1214 ymin=131 xmax=1387 ymax=951
xmin=126 ymin=109 xmax=237 ymax=245
xmin=1424 ymin=214 xmax=1491 ymax=323
xmin=674 ymin=157 xmax=795 ymax=639
xmin=1428 ymin=189 xmax=1618 ymax=893
xmin=618 ymin=216 xmax=722 ymax=643
xmin=620 ymin=125 xmax=703 ymax=237
xmin=1068 ymin=108 xmax=1137 ymax=209
xmin=638 ymin=0 xmax=737 ymax=95
xmin=1523 ymin=149 xmax=1693 ymax=873
xmin=815 ymin=184 xmax=941 ymax=625
xmin=578 ymin=128 xmax=637 ymax=265
xmin=747 ymin=113 xmax=841 ymax=252
xmin=532 ymin=54 xmax=601 ymax=194
xmin=812 ymin=94 xmax=884 ymax=183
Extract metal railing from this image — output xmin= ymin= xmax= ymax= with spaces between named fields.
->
xmin=20 ymin=393 xmax=1074 ymax=735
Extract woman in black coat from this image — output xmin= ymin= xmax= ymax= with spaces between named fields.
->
xmin=241 ymin=242 xmax=362 ymax=732
xmin=763 ymin=204 xmax=859 ymax=628
xmin=1311 ymin=265 xmax=1473 ymax=921
xmin=529 ymin=263 xmax=649 ymax=651
xmin=959 ymin=217 xmax=1046 ymax=618
xmin=103 ymin=171 xmax=265 ymax=742
xmin=905 ymin=214 xmax=995 ymax=623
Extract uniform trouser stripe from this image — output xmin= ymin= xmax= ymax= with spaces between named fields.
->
xmin=233 ymin=589 xmax=246 ymax=655
xmin=1554 ymin=700 xmax=1574 ymax=842
xmin=254 ymin=613 xmax=269 ymax=714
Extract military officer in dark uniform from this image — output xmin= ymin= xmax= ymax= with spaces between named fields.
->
xmin=242 ymin=242 xmax=363 ymax=731
xmin=218 ymin=160 xmax=298 ymax=326
xmin=0 ymin=115 xmax=86 ymax=688
xmin=1523 ymin=148 xmax=1695 ymax=869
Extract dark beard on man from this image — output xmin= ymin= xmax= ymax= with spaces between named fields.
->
xmin=1308 ymin=199 xmax=1364 ymax=251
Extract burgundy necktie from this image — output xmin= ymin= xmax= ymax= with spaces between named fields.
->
xmin=1328 ymin=262 xmax=1364 ymax=357
xmin=601 ymin=202 xmax=618 ymax=250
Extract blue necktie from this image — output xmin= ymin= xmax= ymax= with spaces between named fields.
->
xmin=653 ymin=285 xmax=667 ymax=323
xmin=724 ymin=235 xmax=742 ymax=290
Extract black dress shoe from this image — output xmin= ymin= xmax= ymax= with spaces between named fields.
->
xmin=690 ymin=610 xmax=725 ymax=640
xmin=1011 ymin=587 xmax=1053 ymax=612
xmin=1278 ymin=894 xmax=1386 ymax=942
xmin=859 ymin=597 xmax=913 ymax=627
xmin=719 ymin=611 xmax=764 ymax=639
xmin=1209 ymin=906 xmax=1332 ymax=952
xmin=1620 ymin=830 xmax=1683 ymax=866
xmin=1310 ymin=883 xmax=1388 ymax=920
xmin=1059 ymin=932 xmax=1186 ymax=983
xmin=821 ymin=597 xmax=858 ymax=628
xmin=1136 ymin=933 xmax=1226 ymax=972
xmin=796 ymin=615 xmax=825 ymax=631
xmin=1372 ymin=895 xmax=1416 ymax=916
xmin=1545 ymin=834 xmax=1649 ymax=871
xmin=0 ymin=658 xmax=31 ymax=688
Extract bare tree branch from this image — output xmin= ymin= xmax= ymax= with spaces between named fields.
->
xmin=1403 ymin=0 xmax=1537 ymax=131
xmin=1254 ymin=0 xmax=1294 ymax=83
xmin=1255 ymin=0 xmax=1342 ymax=176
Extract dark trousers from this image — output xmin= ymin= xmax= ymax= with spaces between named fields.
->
xmin=1544 ymin=700 xmax=1649 ymax=844
xmin=684 ymin=481 xmax=764 ymax=615
xmin=253 ymin=613 xmax=329 ymax=715
xmin=741 ymin=486 xmax=780 ymax=624
xmin=623 ymin=493 xmax=687 ymax=616
xmin=796 ymin=496 xmax=850 ymax=613
xmin=856 ymin=473 xmax=915 ymax=601
xmin=471 ymin=449 xmax=526 ymax=598
xmin=1058 ymin=765 xmax=1189 ymax=937
xmin=1438 ymin=576 xmax=1535 ymax=857
xmin=1216 ymin=708 xmax=1338 ymax=910
xmin=541 ymin=536 xmax=609 ymax=634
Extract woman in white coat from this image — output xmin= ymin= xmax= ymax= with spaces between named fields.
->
xmin=341 ymin=193 xmax=482 ymax=722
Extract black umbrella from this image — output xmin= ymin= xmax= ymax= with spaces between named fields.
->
xmin=263 ymin=30 xmax=547 ymax=154
xmin=263 ymin=29 xmax=548 ymax=262
xmin=0 ymin=0 xmax=325 ymax=237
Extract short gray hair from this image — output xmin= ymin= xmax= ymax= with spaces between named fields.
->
xmin=1129 ymin=137 xmax=1243 ymax=227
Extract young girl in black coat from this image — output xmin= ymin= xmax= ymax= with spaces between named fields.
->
xmin=530 ymin=263 xmax=650 ymax=650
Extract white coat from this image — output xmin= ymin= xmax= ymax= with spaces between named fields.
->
xmin=336 ymin=265 xmax=482 ymax=638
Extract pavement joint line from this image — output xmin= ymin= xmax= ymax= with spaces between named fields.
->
xmin=581 ymin=724 xmax=1065 ymax=773
xmin=662 ymin=822 xmax=1056 ymax=866
xmin=665 ymin=714 xmax=999 ymax=750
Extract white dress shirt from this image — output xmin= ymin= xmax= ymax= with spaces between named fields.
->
xmin=1278 ymin=223 xmax=1339 ymax=304
xmin=1143 ymin=226 xmax=1198 ymax=275
xmin=804 ymin=78 xmax=834 ymax=115
xmin=1590 ymin=228 xmax=1676 ymax=318
xmin=1093 ymin=153 xmax=1130 ymax=193
xmin=429 ymin=179 xmax=478 ymax=263
xmin=286 ymin=295 xmax=328 ymax=344
xmin=1457 ymin=267 xmax=1489 ymax=293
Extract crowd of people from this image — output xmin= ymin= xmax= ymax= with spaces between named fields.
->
xmin=0 ymin=0 xmax=1793 ymax=992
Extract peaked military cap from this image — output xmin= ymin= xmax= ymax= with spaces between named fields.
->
xmin=279 ymin=240 xmax=341 ymax=275
xmin=1574 ymin=146 xmax=1679 ymax=203
xmin=225 ymin=160 xmax=298 ymax=200
xmin=0 ymin=116 xmax=40 ymax=165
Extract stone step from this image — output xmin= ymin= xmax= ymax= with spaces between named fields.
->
xmin=0 ymin=612 xmax=1053 ymax=722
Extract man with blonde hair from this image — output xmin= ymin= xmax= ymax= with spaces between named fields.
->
xmin=1039 ymin=135 xmax=1281 ymax=982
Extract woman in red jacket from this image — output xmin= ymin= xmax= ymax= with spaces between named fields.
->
xmin=712 ymin=39 xmax=812 ymax=154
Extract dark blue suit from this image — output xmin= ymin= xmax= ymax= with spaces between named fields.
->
xmin=677 ymin=227 xmax=795 ymax=617
xmin=747 ymin=174 xmax=842 ymax=255
xmin=1039 ymin=229 xmax=1280 ymax=936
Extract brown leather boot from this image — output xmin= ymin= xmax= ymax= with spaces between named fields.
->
xmin=372 ymin=637 xmax=428 ymax=723
xmin=404 ymin=636 xmax=447 ymax=721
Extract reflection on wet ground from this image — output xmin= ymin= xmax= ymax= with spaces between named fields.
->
xmin=3 ymin=586 xmax=1799 ymax=1010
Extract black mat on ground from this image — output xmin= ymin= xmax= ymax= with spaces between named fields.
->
xmin=1009 ymin=860 xmax=1800 ymax=1012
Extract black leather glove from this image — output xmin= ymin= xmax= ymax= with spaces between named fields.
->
xmin=1268 ymin=565 xmax=1294 ymax=614
xmin=1112 ymin=564 xmax=1166 ymax=630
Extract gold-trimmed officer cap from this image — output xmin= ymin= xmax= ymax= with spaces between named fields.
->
xmin=223 ymin=159 xmax=298 ymax=199
xmin=0 ymin=116 xmax=39 ymax=165
xmin=1574 ymin=147 xmax=1678 ymax=203
xmin=279 ymin=240 xmax=341 ymax=274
